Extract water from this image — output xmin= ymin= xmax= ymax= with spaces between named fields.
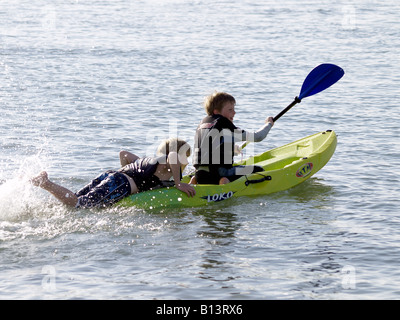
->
xmin=1 ymin=0 xmax=399 ymax=300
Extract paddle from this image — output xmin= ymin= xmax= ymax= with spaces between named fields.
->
xmin=273 ymin=63 xmax=345 ymax=122
xmin=240 ymin=63 xmax=344 ymax=150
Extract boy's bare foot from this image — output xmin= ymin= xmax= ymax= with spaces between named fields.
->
xmin=30 ymin=171 xmax=49 ymax=187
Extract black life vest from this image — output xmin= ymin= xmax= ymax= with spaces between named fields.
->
xmin=193 ymin=114 xmax=244 ymax=169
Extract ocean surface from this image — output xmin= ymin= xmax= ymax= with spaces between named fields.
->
xmin=1 ymin=0 xmax=399 ymax=300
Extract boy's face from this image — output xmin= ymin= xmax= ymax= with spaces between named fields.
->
xmin=215 ymin=101 xmax=236 ymax=122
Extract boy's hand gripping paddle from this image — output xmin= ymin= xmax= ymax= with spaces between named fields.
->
xmin=241 ymin=63 xmax=344 ymax=150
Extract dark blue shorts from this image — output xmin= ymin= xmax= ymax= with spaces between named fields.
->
xmin=195 ymin=165 xmax=264 ymax=184
xmin=75 ymin=170 xmax=131 ymax=208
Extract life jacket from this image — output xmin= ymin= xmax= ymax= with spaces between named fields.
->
xmin=193 ymin=114 xmax=244 ymax=169
xmin=119 ymin=156 xmax=165 ymax=191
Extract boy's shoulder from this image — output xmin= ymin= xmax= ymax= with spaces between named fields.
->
xmin=200 ymin=114 xmax=237 ymax=130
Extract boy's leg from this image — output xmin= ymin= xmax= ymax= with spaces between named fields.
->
xmin=189 ymin=176 xmax=197 ymax=184
xmin=77 ymin=172 xmax=130 ymax=208
xmin=219 ymin=177 xmax=230 ymax=185
xmin=218 ymin=165 xmax=264 ymax=177
xmin=194 ymin=170 xmax=221 ymax=185
xmin=31 ymin=172 xmax=78 ymax=207
xmin=217 ymin=165 xmax=265 ymax=184
xmin=75 ymin=171 xmax=112 ymax=197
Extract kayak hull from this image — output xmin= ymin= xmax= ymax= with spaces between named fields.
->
xmin=117 ymin=130 xmax=337 ymax=209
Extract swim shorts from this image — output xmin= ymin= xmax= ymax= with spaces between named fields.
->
xmin=75 ymin=170 xmax=131 ymax=208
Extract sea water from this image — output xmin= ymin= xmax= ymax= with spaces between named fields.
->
xmin=1 ymin=0 xmax=399 ymax=299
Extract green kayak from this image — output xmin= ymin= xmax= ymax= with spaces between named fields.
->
xmin=117 ymin=130 xmax=337 ymax=209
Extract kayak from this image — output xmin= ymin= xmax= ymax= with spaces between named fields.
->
xmin=117 ymin=130 xmax=337 ymax=209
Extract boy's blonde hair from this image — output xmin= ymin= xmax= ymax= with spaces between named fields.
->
xmin=157 ymin=138 xmax=191 ymax=158
xmin=204 ymin=91 xmax=236 ymax=116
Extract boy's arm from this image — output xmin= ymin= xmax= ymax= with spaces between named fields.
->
xmin=119 ymin=150 xmax=139 ymax=167
xmin=242 ymin=117 xmax=274 ymax=142
xmin=167 ymin=152 xmax=182 ymax=184
xmin=251 ymin=122 xmax=272 ymax=142
xmin=167 ymin=152 xmax=196 ymax=197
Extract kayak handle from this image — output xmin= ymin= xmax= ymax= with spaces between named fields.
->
xmin=245 ymin=175 xmax=272 ymax=186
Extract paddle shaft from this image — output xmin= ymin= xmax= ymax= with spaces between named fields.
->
xmin=273 ymin=96 xmax=301 ymax=122
xmin=239 ymin=98 xmax=300 ymax=150
xmin=240 ymin=64 xmax=344 ymax=151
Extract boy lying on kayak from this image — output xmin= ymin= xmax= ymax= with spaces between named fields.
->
xmin=191 ymin=92 xmax=274 ymax=185
xmin=30 ymin=138 xmax=196 ymax=208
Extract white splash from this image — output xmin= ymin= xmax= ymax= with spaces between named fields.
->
xmin=0 ymin=155 xmax=48 ymax=222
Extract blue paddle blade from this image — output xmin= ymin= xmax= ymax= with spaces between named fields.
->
xmin=298 ymin=63 xmax=344 ymax=100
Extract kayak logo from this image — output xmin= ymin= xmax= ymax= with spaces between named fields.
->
xmin=201 ymin=191 xmax=234 ymax=202
xmin=296 ymin=162 xmax=313 ymax=178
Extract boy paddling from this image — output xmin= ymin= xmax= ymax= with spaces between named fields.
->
xmin=191 ymin=92 xmax=274 ymax=185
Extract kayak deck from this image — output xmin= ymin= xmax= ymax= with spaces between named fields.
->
xmin=117 ymin=130 xmax=337 ymax=209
